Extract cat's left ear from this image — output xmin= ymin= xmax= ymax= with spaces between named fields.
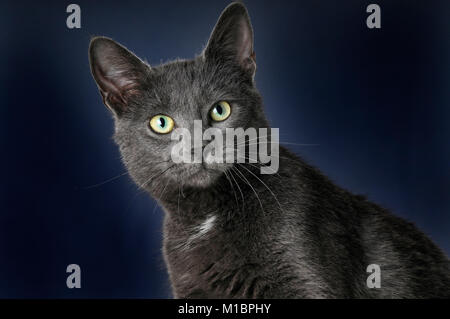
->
xmin=204 ymin=2 xmax=256 ymax=77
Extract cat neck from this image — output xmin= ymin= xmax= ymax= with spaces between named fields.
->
xmin=150 ymin=147 xmax=302 ymax=228
xmin=153 ymin=162 xmax=279 ymax=226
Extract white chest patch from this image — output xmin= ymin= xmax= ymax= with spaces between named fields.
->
xmin=192 ymin=214 xmax=216 ymax=239
xmin=181 ymin=214 xmax=217 ymax=251
xmin=197 ymin=215 xmax=216 ymax=235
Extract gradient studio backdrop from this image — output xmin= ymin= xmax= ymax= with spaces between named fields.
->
xmin=0 ymin=0 xmax=449 ymax=298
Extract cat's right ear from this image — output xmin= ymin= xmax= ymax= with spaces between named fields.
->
xmin=89 ymin=37 xmax=150 ymax=116
xmin=204 ymin=2 xmax=256 ymax=78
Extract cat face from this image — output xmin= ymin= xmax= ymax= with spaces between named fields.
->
xmin=89 ymin=3 xmax=267 ymax=191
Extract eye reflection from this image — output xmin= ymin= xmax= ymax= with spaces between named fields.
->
xmin=210 ymin=101 xmax=231 ymax=122
xmin=149 ymin=114 xmax=174 ymax=134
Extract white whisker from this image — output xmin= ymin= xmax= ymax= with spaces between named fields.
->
xmin=237 ymin=163 xmax=284 ymax=214
xmin=232 ymin=166 xmax=265 ymax=215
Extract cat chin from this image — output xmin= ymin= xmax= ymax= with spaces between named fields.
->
xmin=169 ymin=163 xmax=227 ymax=188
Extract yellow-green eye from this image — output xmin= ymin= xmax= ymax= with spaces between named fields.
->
xmin=210 ymin=101 xmax=231 ymax=122
xmin=149 ymin=115 xmax=174 ymax=134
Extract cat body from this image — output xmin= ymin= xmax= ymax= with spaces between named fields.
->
xmin=160 ymin=147 xmax=450 ymax=298
xmin=89 ymin=3 xmax=450 ymax=298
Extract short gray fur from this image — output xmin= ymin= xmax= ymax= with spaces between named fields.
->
xmin=89 ymin=2 xmax=450 ymax=298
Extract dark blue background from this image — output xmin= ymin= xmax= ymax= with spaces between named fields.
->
xmin=0 ymin=0 xmax=449 ymax=298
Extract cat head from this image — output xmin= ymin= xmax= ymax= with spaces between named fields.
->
xmin=89 ymin=2 xmax=268 ymax=191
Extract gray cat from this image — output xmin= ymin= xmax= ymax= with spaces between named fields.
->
xmin=89 ymin=2 xmax=450 ymax=298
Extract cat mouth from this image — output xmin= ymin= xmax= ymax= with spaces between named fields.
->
xmin=170 ymin=162 xmax=226 ymax=186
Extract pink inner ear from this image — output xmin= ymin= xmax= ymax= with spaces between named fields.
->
xmin=236 ymin=19 xmax=253 ymax=64
xmin=235 ymin=19 xmax=256 ymax=74
xmin=94 ymin=62 xmax=143 ymax=108
xmin=89 ymin=37 xmax=149 ymax=115
xmin=94 ymin=64 xmax=122 ymax=97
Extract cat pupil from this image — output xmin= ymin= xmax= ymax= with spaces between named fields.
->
xmin=216 ymin=105 xmax=223 ymax=115
xmin=159 ymin=117 xmax=166 ymax=127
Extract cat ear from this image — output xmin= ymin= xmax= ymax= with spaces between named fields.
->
xmin=204 ymin=2 xmax=256 ymax=77
xmin=89 ymin=37 xmax=150 ymax=116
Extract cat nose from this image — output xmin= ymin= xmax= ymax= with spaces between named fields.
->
xmin=202 ymin=146 xmax=225 ymax=170
xmin=189 ymin=139 xmax=209 ymax=157
xmin=189 ymin=146 xmax=204 ymax=163
xmin=203 ymin=150 xmax=214 ymax=165
xmin=190 ymin=146 xmax=201 ymax=156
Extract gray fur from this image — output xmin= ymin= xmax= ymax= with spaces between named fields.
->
xmin=89 ymin=2 xmax=450 ymax=298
